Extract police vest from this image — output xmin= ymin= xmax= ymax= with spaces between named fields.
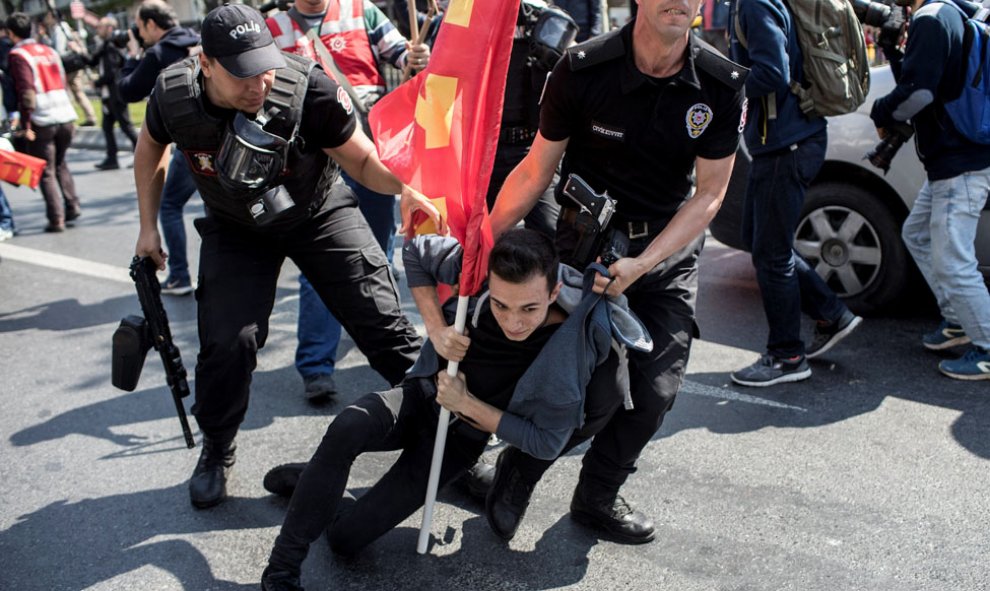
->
xmin=9 ymin=41 xmax=76 ymax=126
xmin=155 ymin=53 xmax=339 ymax=228
xmin=266 ymin=1 xmax=386 ymax=109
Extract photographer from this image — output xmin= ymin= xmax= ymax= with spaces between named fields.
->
xmin=89 ymin=16 xmax=137 ymax=170
xmin=870 ymin=0 xmax=990 ymax=380
xmin=118 ymin=0 xmax=201 ymax=295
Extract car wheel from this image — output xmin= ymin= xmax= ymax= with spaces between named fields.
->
xmin=795 ymin=182 xmax=909 ymax=315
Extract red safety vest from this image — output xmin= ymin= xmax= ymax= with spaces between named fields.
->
xmin=267 ymin=0 xmax=386 ymax=106
xmin=9 ymin=40 xmax=76 ymax=126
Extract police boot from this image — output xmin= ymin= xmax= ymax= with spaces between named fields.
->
xmin=189 ymin=437 xmax=235 ymax=509
xmin=485 ymin=447 xmax=535 ymax=541
xmin=569 ymin=481 xmax=655 ymax=544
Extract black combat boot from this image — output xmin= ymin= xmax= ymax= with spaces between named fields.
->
xmin=188 ymin=437 xmax=235 ymax=509
xmin=260 ymin=566 xmax=304 ymax=591
xmin=569 ymin=483 xmax=655 ymax=544
xmin=485 ymin=447 xmax=535 ymax=541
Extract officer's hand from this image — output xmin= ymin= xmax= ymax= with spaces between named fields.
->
xmin=436 ymin=371 xmax=470 ymax=413
xmin=398 ymin=184 xmax=447 ymax=237
xmin=432 ymin=325 xmax=470 ymax=362
xmin=592 ymin=257 xmax=648 ymax=297
xmin=135 ymin=229 xmax=167 ymax=271
xmin=407 ymin=42 xmax=430 ymax=71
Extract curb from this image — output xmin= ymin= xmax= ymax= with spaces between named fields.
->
xmin=71 ymin=127 xmax=137 ymax=152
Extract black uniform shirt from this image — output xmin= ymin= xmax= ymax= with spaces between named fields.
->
xmin=541 ymin=24 xmax=746 ymax=226
xmin=145 ymin=65 xmax=356 ymax=151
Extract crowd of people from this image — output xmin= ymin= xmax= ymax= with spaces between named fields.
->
xmin=0 ymin=0 xmax=987 ymax=589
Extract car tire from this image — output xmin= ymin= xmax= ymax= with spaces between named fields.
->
xmin=795 ymin=182 xmax=910 ymax=316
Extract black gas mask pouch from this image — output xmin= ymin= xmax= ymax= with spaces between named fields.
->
xmin=216 ymin=110 xmax=296 ymax=225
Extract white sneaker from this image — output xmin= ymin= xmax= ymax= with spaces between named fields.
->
xmin=0 ymin=228 xmax=13 ymax=241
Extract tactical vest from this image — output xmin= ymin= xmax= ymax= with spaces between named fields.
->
xmin=155 ymin=53 xmax=340 ymax=229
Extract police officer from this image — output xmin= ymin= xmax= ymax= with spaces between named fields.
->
xmin=485 ymin=0 xmax=574 ymax=239
xmin=133 ymin=3 xmax=442 ymax=509
xmin=489 ymin=0 xmax=747 ymax=543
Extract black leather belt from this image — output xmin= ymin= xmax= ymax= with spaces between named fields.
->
xmin=616 ymin=219 xmax=667 ymax=240
xmin=499 ymin=125 xmax=537 ymax=145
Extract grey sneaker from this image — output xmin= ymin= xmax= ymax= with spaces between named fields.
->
xmin=160 ymin=276 xmax=194 ymax=296
xmin=806 ymin=309 xmax=863 ymax=359
xmin=731 ymin=354 xmax=811 ymax=387
xmin=303 ymin=373 xmax=337 ymax=402
xmin=922 ymin=320 xmax=970 ymax=351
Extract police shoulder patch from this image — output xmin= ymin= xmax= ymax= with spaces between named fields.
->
xmin=567 ymin=28 xmax=625 ymax=71
xmin=693 ymin=43 xmax=748 ymax=92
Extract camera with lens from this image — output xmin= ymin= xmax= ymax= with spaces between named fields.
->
xmin=110 ymin=24 xmax=142 ymax=49
xmin=851 ymin=0 xmax=907 ymax=51
xmin=866 ymin=121 xmax=914 ymax=173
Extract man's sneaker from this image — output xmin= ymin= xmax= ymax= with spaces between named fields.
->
xmin=458 ymin=458 xmax=496 ymax=501
xmin=806 ymin=309 xmax=863 ymax=359
xmin=189 ymin=437 xmax=236 ymax=509
xmin=160 ymin=276 xmax=194 ymax=296
xmin=64 ymin=208 xmax=81 ymax=223
xmin=302 ymin=374 xmax=336 ymax=402
xmin=44 ymin=222 xmax=65 ymax=233
xmin=923 ymin=320 xmax=971 ymax=351
xmin=263 ymin=463 xmax=306 ymax=498
xmin=94 ymin=159 xmax=119 ymax=170
xmin=731 ymin=354 xmax=811 ymax=387
xmin=485 ymin=447 xmax=535 ymax=541
xmin=938 ymin=346 xmax=990 ymax=380
xmin=261 ymin=567 xmax=304 ymax=591
xmin=569 ymin=487 xmax=655 ymax=544
xmin=0 ymin=228 xmax=13 ymax=241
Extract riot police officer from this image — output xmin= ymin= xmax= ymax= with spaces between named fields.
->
xmin=488 ymin=0 xmax=748 ymax=543
xmin=132 ymin=4 xmax=441 ymax=509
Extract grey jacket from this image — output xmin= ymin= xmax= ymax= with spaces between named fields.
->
xmin=402 ymin=235 xmax=651 ymax=460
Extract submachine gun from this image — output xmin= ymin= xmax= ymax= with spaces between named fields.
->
xmin=111 ymin=257 xmax=195 ymax=449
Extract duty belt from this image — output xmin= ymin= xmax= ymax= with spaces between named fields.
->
xmin=499 ymin=125 xmax=537 ymax=145
xmin=616 ymin=218 xmax=667 ymax=240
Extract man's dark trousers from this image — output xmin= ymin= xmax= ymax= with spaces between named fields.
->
xmin=742 ymin=129 xmax=844 ymax=358
xmin=101 ymin=95 xmax=137 ymax=161
xmin=191 ymin=192 xmax=422 ymax=444
xmin=27 ymin=122 xmax=80 ymax=226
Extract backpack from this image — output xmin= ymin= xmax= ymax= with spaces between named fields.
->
xmin=935 ymin=0 xmax=990 ymax=144
xmin=734 ymin=0 xmax=870 ymax=117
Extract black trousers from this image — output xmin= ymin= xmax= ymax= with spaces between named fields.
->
xmin=268 ymin=380 xmax=487 ymax=574
xmin=100 ymin=94 xmax=137 ymax=159
xmin=558 ymin=219 xmax=703 ymax=498
xmin=191 ymin=199 xmax=422 ymax=442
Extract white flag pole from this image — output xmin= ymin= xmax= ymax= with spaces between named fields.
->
xmin=417 ymin=294 xmax=471 ymax=554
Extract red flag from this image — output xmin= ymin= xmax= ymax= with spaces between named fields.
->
xmin=369 ymin=0 xmax=519 ymax=296
xmin=0 ymin=149 xmax=46 ymax=189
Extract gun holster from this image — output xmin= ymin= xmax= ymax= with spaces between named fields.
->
xmin=111 ymin=315 xmax=152 ymax=392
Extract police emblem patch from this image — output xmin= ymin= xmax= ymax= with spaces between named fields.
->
xmin=186 ymin=151 xmax=217 ymax=175
xmin=685 ymin=103 xmax=713 ymax=139
xmin=337 ymin=86 xmax=354 ymax=115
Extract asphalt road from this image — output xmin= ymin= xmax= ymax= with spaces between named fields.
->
xmin=1 ymin=147 xmax=987 ymax=591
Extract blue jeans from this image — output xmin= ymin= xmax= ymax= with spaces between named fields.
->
xmin=742 ymin=130 xmax=846 ymax=358
xmin=902 ymin=167 xmax=990 ymax=349
xmin=0 ymin=186 xmax=14 ymax=231
xmin=295 ymin=174 xmax=396 ymax=379
xmin=159 ymin=150 xmax=199 ymax=283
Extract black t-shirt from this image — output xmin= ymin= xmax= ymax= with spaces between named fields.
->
xmin=541 ymin=25 xmax=744 ymax=225
xmin=440 ymin=301 xmax=561 ymax=411
xmin=145 ymin=64 xmax=356 ymax=151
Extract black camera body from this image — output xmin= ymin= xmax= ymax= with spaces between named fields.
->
xmin=109 ymin=24 xmax=143 ymax=49
xmin=866 ymin=121 xmax=914 ymax=173
xmin=561 ymin=174 xmax=629 ymax=269
xmin=852 ymin=0 xmax=907 ymax=50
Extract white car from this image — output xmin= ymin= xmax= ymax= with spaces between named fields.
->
xmin=709 ymin=66 xmax=990 ymax=315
